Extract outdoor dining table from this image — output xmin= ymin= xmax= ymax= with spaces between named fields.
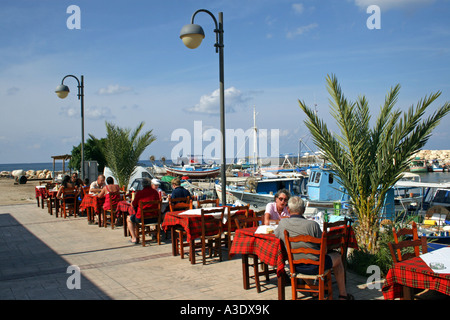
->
xmin=161 ymin=207 xmax=249 ymax=264
xmin=382 ymin=247 xmax=450 ymax=300
xmin=79 ymin=194 xmax=105 ymax=225
xmin=116 ymin=199 xmax=169 ymax=237
xmin=229 ymin=224 xmax=359 ymax=300
xmin=117 ymin=200 xmax=135 ymax=237
xmin=35 ymin=186 xmax=47 ymax=208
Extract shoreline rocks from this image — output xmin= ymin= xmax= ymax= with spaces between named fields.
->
xmin=412 ymin=150 xmax=450 ymax=166
xmin=1 ymin=169 xmax=54 ymax=180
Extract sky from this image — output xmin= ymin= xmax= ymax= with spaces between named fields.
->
xmin=0 ymin=0 xmax=449 ymax=165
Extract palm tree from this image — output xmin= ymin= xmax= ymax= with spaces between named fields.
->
xmin=98 ymin=121 xmax=156 ymax=189
xmin=298 ymin=74 xmax=449 ymax=253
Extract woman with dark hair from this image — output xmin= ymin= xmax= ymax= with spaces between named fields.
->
xmin=56 ymin=175 xmax=76 ymax=200
xmin=98 ymin=176 xmax=121 ymax=212
xmin=263 ymin=188 xmax=291 ymax=225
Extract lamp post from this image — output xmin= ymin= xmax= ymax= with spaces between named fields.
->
xmin=55 ymin=75 xmax=85 ymax=180
xmin=180 ymin=9 xmax=227 ymax=205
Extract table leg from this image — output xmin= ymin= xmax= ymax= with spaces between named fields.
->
xmin=171 ymin=228 xmax=177 ymax=256
xmin=402 ymin=285 xmax=413 ymax=300
xmin=277 ymin=269 xmax=286 ymax=300
xmin=190 ymin=238 xmax=196 ymax=264
xmin=123 ymin=213 xmax=129 ymax=237
xmin=242 ymin=254 xmax=250 ymax=290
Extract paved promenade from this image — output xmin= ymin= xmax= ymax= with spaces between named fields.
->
xmin=0 ymin=203 xmax=384 ymax=301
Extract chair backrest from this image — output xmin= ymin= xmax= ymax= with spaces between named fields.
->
xmin=61 ymin=187 xmax=77 ymax=206
xmin=201 ymin=207 xmax=225 ymax=238
xmin=254 ymin=209 xmax=266 ymax=217
xmin=82 ymin=185 xmax=90 ymax=196
xmin=323 ymin=218 xmax=349 ymax=254
xmin=168 ymin=196 xmax=193 ymax=212
xmin=226 ymin=204 xmax=250 ymax=232
xmin=139 ymin=200 xmax=161 ymax=222
xmin=235 ymin=215 xmax=263 ymax=229
xmin=109 ymin=191 xmax=121 ymax=205
xmin=197 ymin=198 xmax=220 ymax=208
xmin=62 ymin=187 xmax=77 ymax=198
xmin=388 ymin=237 xmax=428 ymax=263
xmin=392 ymin=221 xmax=420 ymax=258
xmin=284 ymin=229 xmax=328 ymax=275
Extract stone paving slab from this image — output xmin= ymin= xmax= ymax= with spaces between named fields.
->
xmin=0 ymin=203 xmax=384 ymax=301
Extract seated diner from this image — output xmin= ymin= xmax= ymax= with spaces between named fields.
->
xmin=127 ymin=178 xmax=160 ymax=244
xmin=274 ymin=196 xmax=353 ymax=300
xmin=263 ymin=188 xmax=291 ymax=225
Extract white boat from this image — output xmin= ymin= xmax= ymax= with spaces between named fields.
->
xmin=164 ymin=165 xmax=221 ymax=179
xmin=431 ymin=160 xmax=444 ymax=172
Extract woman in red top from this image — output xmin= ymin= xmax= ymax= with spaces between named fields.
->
xmin=128 ymin=178 xmax=160 ymax=244
xmin=98 ymin=176 xmax=121 ymax=211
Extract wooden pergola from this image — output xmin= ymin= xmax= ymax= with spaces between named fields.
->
xmin=51 ymin=154 xmax=72 ymax=181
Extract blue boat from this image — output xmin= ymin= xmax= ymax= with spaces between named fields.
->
xmin=215 ymin=167 xmax=349 ymax=211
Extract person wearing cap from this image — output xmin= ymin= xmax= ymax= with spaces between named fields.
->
xmin=151 ymin=178 xmax=166 ymax=199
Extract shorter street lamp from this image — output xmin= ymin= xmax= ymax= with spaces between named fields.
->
xmin=55 ymin=75 xmax=85 ymax=180
xmin=180 ymin=9 xmax=227 ymax=205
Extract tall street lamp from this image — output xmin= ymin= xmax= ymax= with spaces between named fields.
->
xmin=55 ymin=75 xmax=85 ymax=180
xmin=180 ymin=9 xmax=227 ymax=205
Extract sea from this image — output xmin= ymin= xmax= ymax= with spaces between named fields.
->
xmin=0 ymin=161 xmax=448 ymax=183
xmin=0 ymin=160 xmax=170 ymax=173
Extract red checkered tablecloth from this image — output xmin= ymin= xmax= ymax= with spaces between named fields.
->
xmin=162 ymin=209 xmax=248 ymax=242
xmin=229 ymin=227 xmax=286 ymax=277
xmin=229 ymin=225 xmax=359 ymax=278
xmin=35 ymin=186 xmax=47 ymax=199
xmin=79 ymin=195 xmax=105 ymax=213
xmin=116 ymin=201 xmax=135 ymax=215
xmin=382 ymin=256 xmax=450 ymax=299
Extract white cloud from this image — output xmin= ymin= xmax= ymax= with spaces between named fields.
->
xmin=59 ymin=105 xmax=115 ymax=120
xmin=353 ymin=0 xmax=435 ymax=11
xmin=97 ymin=84 xmax=133 ymax=95
xmin=286 ymin=23 xmax=318 ymax=38
xmin=184 ymin=87 xmax=252 ymax=115
xmin=292 ymin=3 xmax=305 ymax=14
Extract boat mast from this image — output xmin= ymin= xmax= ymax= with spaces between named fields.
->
xmin=253 ymin=105 xmax=258 ymax=173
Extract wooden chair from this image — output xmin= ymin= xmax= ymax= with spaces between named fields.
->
xmin=235 ymin=215 xmax=263 ymax=229
xmin=323 ymin=218 xmax=350 ymax=283
xmin=168 ymin=196 xmax=193 ymax=259
xmin=136 ymin=200 xmax=162 ymax=247
xmin=60 ymin=187 xmax=78 ymax=219
xmin=284 ymin=230 xmax=333 ymax=300
xmin=223 ymin=205 xmax=250 ymax=258
xmin=392 ymin=222 xmax=420 ymax=256
xmin=102 ymin=191 xmax=121 ymax=229
xmin=388 ymin=237 xmax=428 ymax=263
xmin=388 ymin=236 xmax=430 ymax=299
xmin=235 ymin=215 xmax=276 ymax=293
xmin=45 ymin=183 xmax=57 ymax=215
xmin=190 ymin=208 xmax=225 ymax=265
xmin=197 ymin=198 xmax=220 ymax=208
xmin=168 ymin=196 xmax=193 ymax=212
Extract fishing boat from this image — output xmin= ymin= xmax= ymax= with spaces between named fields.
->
xmin=164 ymin=165 xmax=220 ymax=179
xmin=430 ymin=160 xmax=444 ymax=172
xmin=392 ymin=178 xmax=450 ymax=244
xmin=215 ymin=167 xmax=348 ymax=212
xmin=215 ymin=174 xmax=308 ymax=210
xmin=409 ymin=158 xmax=428 ymax=173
